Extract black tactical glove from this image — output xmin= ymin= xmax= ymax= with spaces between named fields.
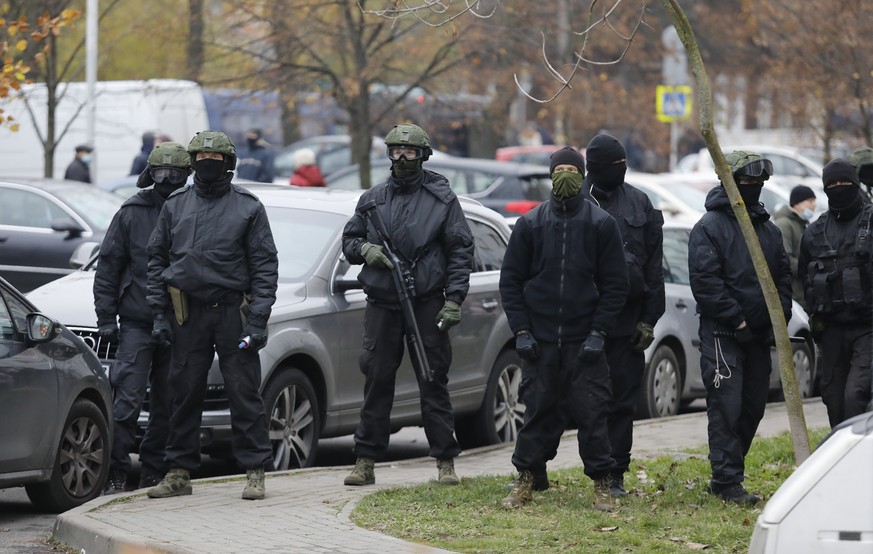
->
xmin=515 ymin=331 xmax=539 ymax=361
xmin=97 ymin=322 xmax=119 ymax=344
xmin=579 ymin=329 xmax=607 ymax=361
xmin=808 ymin=314 xmax=825 ymax=343
xmin=361 ymin=242 xmax=394 ymax=269
xmin=137 ymin=164 xmax=154 ymax=189
xmin=240 ymin=324 xmax=268 ymax=351
xmin=151 ymin=315 xmax=172 ymax=347
xmin=631 ymin=322 xmax=655 ymax=352
xmin=734 ymin=325 xmax=754 ymax=344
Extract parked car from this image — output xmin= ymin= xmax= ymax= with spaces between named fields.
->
xmin=0 ymin=276 xmax=112 ymax=512
xmin=675 ymin=145 xmax=823 ymax=190
xmin=750 ymin=411 xmax=873 ymax=554
xmin=0 ymin=179 xmax=124 ymax=292
xmin=99 ymin=174 xmax=285 ymax=199
xmin=637 ymin=221 xmax=816 ymax=418
xmin=327 ymin=157 xmax=553 ymax=217
xmin=27 ymin=186 xmax=525 ymax=470
xmin=495 ymin=144 xmax=564 ymax=166
xmin=273 ymin=135 xmax=385 ymax=184
xmin=625 ymin=172 xmax=707 ymax=224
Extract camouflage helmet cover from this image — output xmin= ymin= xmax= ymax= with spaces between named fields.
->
xmin=849 ymin=147 xmax=873 ymax=170
xmin=725 ymin=150 xmax=771 ymax=181
xmin=148 ymin=141 xmax=191 ymax=169
xmin=187 ymin=130 xmax=237 ymax=169
xmin=385 ymin=123 xmax=433 ymax=160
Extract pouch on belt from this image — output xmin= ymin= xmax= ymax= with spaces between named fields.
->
xmin=168 ymin=285 xmax=189 ymax=325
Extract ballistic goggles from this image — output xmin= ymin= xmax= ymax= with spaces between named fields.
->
xmin=387 ymin=146 xmax=424 ymax=161
xmin=150 ymin=166 xmax=189 ymax=185
xmin=734 ymin=158 xmax=773 ymax=180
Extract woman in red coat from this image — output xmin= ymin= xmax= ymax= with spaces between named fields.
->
xmin=289 ymin=148 xmax=326 ymax=187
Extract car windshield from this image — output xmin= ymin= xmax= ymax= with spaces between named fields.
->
xmin=669 ymin=183 xmax=709 ymax=210
xmin=53 ymin=187 xmax=123 ymax=230
xmin=267 ymin=206 xmax=346 ymax=280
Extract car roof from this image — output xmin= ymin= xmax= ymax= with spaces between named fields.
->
xmin=334 ymin=157 xmax=550 ymax=178
xmin=0 ymin=177 xmax=103 ymax=193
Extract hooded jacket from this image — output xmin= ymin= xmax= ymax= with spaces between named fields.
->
xmin=94 ymin=189 xmax=168 ymax=327
xmin=341 ymin=169 xmax=474 ymax=305
xmin=500 ymin=191 xmax=629 ymax=342
xmin=147 ymin=175 xmax=279 ymax=328
xmin=689 ymin=186 xmax=792 ymax=333
xmin=582 ymin=178 xmax=665 ymax=336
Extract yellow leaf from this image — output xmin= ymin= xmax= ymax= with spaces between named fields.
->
xmin=15 ymin=40 xmax=26 ymax=52
xmin=9 ymin=123 xmax=19 ymax=132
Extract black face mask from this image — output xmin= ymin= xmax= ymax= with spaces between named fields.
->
xmin=587 ymin=161 xmax=627 ymax=192
xmin=826 ymin=185 xmax=861 ymax=213
xmin=738 ymin=183 xmax=764 ymax=206
xmin=155 ymin=182 xmax=182 ymax=199
xmin=194 ymin=158 xmax=226 ymax=183
xmin=247 ymin=138 xmax=258 ymax=149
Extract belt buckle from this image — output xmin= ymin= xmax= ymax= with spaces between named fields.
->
xmin=209 ymin=302 xmax=220 ymax=309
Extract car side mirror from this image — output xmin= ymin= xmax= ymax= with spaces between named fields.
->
xmin=69 ymin=242 xmax=100 ymax=269
xmin=26 ymin=313 xmax=60 ymax=344
xmin=52 ymin=217 xmax=85 ymax=238
xmin=332 ymin=255 xmax=364 ymax=294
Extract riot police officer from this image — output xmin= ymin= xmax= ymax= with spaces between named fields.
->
xmin=95 ymin=142 xmax=191 ymax=494
xmin=146 ymin=131 xmax=278 ymax=500
xmin=341 ymin=123 xmax=474 ymax=487
xmin=583 ymin=133 xmax=665 ymax=498
xmin=798 ymin=159 xmax=873 ymax=427
xmin=689 ymin=150 xmax=792 ymax=505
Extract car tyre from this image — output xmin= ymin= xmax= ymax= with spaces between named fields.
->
xmin=25 ymin=399 xmax=110 ymax=513
xmin=456 ymin=350 xmax=525 ymax=449
xmin=792 ymin=340 xmax=815 ymax=399
xmin=263 ymin=368 xmax=321 ymax=471
xmin=639 ymin=345 xmax=682 ymax=419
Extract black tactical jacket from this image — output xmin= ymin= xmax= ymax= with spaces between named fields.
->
xmin=689 ymin=186 xmax=792 ymax=333
xmin=147 ymin=175 xmax=278 ymax=328
xmin=94 ymin=189 xmax=166 ymax=327
xmin=342 ymin=169 xmax=474 ymax=306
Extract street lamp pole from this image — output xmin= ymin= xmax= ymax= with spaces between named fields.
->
xmin=86 ymin=0 xmax=98 ymax=182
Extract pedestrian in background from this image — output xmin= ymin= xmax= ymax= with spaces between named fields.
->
xmin=774 ymin=185 xmax=817 ymax=310
xmin=146 ymin=130 xmax=278 ymax=501
xmin=499 ymin=146 xmax=628 ymax=511
xmin=95 ymin=142 xmax=192 ymax=494
xmin=64 ymin=144 xmax=93 ymax=183
xmin=688 ymin=150 xmax=792 ymax=505
xmin=340 ymin=123 xmax=474 ymax=488
xmin=236 ymin=128 xmax=275 ymax=183
xmin=130 ymin=131 xmax=156 ymax=176
xmin=289 ymin=148 xmax=326 ymax=187
xmin=798 ymin=159 xmax=873 ymax=427
xmin=583 ymin=133 xmax=665 ymax=498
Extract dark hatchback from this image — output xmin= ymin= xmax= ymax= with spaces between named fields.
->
xmin=326 ymin=157 xmax=553 ymax=217
xmin=0 ymin=179 xmax=123 ymax=292
xmin=0 ymin=276 xmax=111 ymax=512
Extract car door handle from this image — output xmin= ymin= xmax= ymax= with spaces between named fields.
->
xmin=0 ymin=235 xmax=7 ymax=242
xmin=481 ymin=299 xmax=499 ymax=311
xmin=675 ymin=300 xmax=688 ymax=309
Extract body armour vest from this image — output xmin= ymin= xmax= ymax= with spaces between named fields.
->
xmin=805 ymin=204 xmax=873 ymax=323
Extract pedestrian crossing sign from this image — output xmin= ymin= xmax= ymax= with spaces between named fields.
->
xmin=656 ymin=85 xmax=692 ymax=123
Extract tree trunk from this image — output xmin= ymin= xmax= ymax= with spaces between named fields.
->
xmin=187 ymin=0 xmax=204 ymax=82
xmin=663 ymin=0 xmax=811 ymax=465
xmin=349 ymin=91 xmax=373 ymax=190
xmin=45 ymin=33 xmax=58 ymax=178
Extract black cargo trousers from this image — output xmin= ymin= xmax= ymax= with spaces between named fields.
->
xmin=352 ymin=296 xmax=461 ymax=460
xmin=605 ymin=336 xmax=646 ymax=477
xmin=818 ymin=324 xmax=873 ymax=427
xmin=109 ymin=322 xmax=171 ymax=478
xmin=511 ymin=341 xmax=615 ymax=480
xmin=163 ymin=295 xmax=273 ymax=471
xmin=699 ymin=319 xmax=771 ymax=491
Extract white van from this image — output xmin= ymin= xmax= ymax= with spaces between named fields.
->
xmin=0 ymin=79 xmax=209 ymax=183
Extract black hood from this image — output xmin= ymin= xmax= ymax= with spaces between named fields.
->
xmin=704 ymin=185 xmax=770 ymax=222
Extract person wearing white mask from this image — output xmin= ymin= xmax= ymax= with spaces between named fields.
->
xmin=774 ymin=185 xmax=817 ymax=310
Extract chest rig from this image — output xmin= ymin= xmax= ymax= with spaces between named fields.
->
xmin=805 ymin=204 xmax=873 ymax=315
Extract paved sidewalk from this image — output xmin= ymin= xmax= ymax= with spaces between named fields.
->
xmin=53 ymin=400 xmax=829 ymax=554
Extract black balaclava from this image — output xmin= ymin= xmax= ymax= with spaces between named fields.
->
xmin=737 ymin=182 xmax=764 ymax=206
xmin=194 ymin=157 xmax=227 ymax=183
xmin=823 ymin=158 xmax=862 ymax=218
xmin=585 ymin=133 xmax=628 ymax=201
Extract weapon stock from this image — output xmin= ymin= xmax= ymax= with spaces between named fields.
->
xmin=360 ymin=200 xmax=435 ymax=382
